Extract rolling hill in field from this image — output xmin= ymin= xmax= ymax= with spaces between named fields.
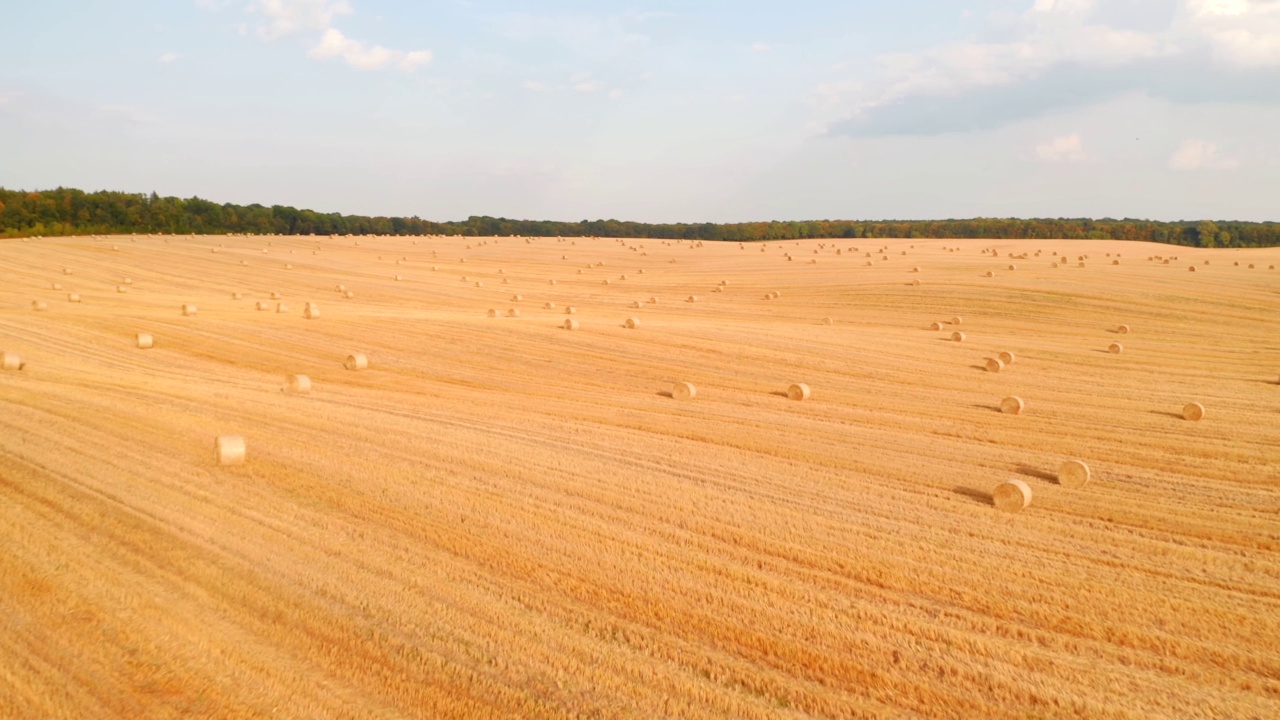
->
xmin=1 ymin=233 xmax=1278 ymax=719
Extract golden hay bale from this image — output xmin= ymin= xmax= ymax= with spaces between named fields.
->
xmin=713 ymin=286 xmax=723 ymax=293
xmin=1 ymin=351 xmax=24 ymax=371
xmin=985 ymin=357 xmax=1005 ymax=373
xmin=215 ymin=435 xmax=246 ymax=466
xmin=948 ymin=330 xmax=965 ymax=342
xmin=1188 ymin=266 xmax=1196 ymax=272
xmin=952 ymin=316 xmax=962 ymax=325
xmin=256 ymin=301 xmax=269 ymax=311
xmin=564 ymin=318 xmax=580 ymax=330
xmin=67 ymin=293 xmax=81 ymax=303
xmin=475 ymin=281 xmax=484 ymax=287
xmin=181 ymin=304 xmax=198 ymax=316
xmin=487 ymin=309 xmax=498 ymax=318
xmin=276 ymin=303 xmax=289 ymax=313
xmin=1008 ymin=264 xmax=1017 ymax=270
xmin=136 ymin=333 xmax=154 ymax=349
xmin=998 ymin=350 xmax=1015 ymax=365
xmin=336 ymin=284 xmax=346 ymax=292
xmin=285 ymin=264 xmax=293 ymax=269
xmin=511 ymin=294 xmax=522 ymax=301
xmin=344 ymin=353 xmax=368 ymax=371
xmin=31 ymin=300 xmax=48 ymax=311
xmin=912 ymin=267 xmax=921 ymax=273
xmin=549 ymin=279 xmax=557 ymax=285
xmin=1078 ymin=261 xmax=1086 ymax=268
xmin=1183 ymin=402 xmax=1205 ymax=422
xmin=286 ymin=374 xmax=311 ymax=394
xmin=51 ymin=282 xmax=62 ymax=290
xmin=687 ymin=295 xmax=698 ymax=302
xmin=822 ymin=317 xmax=834 ymax=325
xmin=1109 ymin=342 xmax=1123 ymax=354
xmin=719 ymin=279 xmax=728 ymax=286
xmin=1112 ymin=260 xmax=1120 ymax=265
xmin=1058 ymin=459 xmax=1091 ymax=488
xmin=395 ymin=275 xmax=403 ymax=281
xmin=304 ymin=303 xmax=319 ymax=319
xmin=631 ymin=301 xmax=643 ymax=308
xmin=673 ymin=381 xmax=696 ymax=400
xmin=117 ymin=285 xmax=128 ymax=293
xmin=930 ymin=321 xmax=943 ymax=331
xmin=1052 ymin=262 xmax=1059 ymax=268
xmin=648 ymin=297 xmax=658 ymax=304
xmin=911 ymin=279 xmax=921 ymax=286
xmin=603 ymin=279 xmax=611 ymax=285
xmin=625 ymin=317 xmax=639 ymax=329
xmin=271 ymin=292 xmax=282 ymax=300
xmin=63 ymin=268 xmax=72 ymax=274
xmin=507 ymin=308 xmax=520 ymax=318
xmin=566 ymin=306 xmax=577 ymax=315
xmin=992 ymin=479 xmax=1031 ymax=512
xmin=545 ymin=302 xmax=557 ymax=309
xmin=787 ymin=383 xmax=811 ymax=401
xmin=1000 ymin=396 xmax=1025 ymax=415
xmin=343 ymin=291 xmax=355 ymax=299
xmin=985 ymin=271 xmax=995 ymax=277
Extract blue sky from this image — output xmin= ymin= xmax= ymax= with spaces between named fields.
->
xmin=2 ymin=1 xmax=1279 ymax=222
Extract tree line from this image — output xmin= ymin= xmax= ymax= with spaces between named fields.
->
xmin=2 ymin=186 xmax=1276 ymax=248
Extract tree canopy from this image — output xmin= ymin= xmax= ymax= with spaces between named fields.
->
xmin=3 ymin=186 xmax=1278 ymax=247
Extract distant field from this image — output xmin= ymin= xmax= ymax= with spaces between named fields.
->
xmin=1 ymin=233 xmax=1278 ymax=719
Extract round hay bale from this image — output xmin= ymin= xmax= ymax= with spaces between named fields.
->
xmin=215 ymin=435 xmax=246 ymax=466
xmin=271 ymin=292 xmax=282 ymax=300
xmin=1188 ymin=266 xmax=1196 ymax=272
xmin=1112 ymin=259 xmax=1120 ymax=265
xmin=1052 ymin=262 xmax=1059 ymax=268
xmin=930 ymin=321 xmax=943 ymax=331
xmin=276 ymin=303 xmax=289 ymax=313
xmin=1008 ymin=264 xmax=1017 ymax=271
xmin=672 ymin=381 xmax=696 ymax=400
xmin=787 ymin=383 xmax=811 ymax=401
xmin=136 ymin=333 xmax=154 ymax=349
xmin=625 ymin=317 xmax=639 ymax=329
xmin=544 ymin=302 xmax=557 ymax=309
xmin=475 ymin=281 xmax=483 ymax=287
xmin=1 ymin=351 xmax=24 ymax=371
xmin=1000 ymin=396 xmax=1025 ymax=415
xmin=822 ymin=317 xmax=834 ymax=325
xmin=1058 ymin=459 xmax=1091 ymax=488
xmin=911 ymin=279 xmax=921 ymax=286
xmin=344 ymin=353 xmax=368 ymax=371
xmin=566 ymin=306 xmax=577 ymax=315
xmin=912 ymin=267 xmax=920 ymax=273
xmin=687 ymin=295 xmax=698 ymax=303
xmin=116 ymin=286 xmax=128 ymax=293
xmin=256 ymin=301 xmax=269 ymax=311
xmin=631 ymin=301 xmax=643 ymax=308
xmin=985 ymin=357 xmax=1005 ymax=373
xmin=998 ymin=350 xmax=1015 ymax=365
xmin=511 ymin=294 xmax=522 ymax=302
xmin=179 ymin=303 xmax=198 ymax=317
xmin=1183 ymin=402 xmax=1205 ymax=422
xmin=67 ymin=293 xmax=81 ymax=303
xmin=506 ymin=308 xmax=520 ymax=318
xmin=51 ymin=282 xmax=62 ymax=290
xmin=985 ymin=271 xmax=995 ymax=277
xmin=564 ymin=318 xmax=580 ymax=330
xmin=1117 ymin=324 xmax=1130 ymax=334
xmin=952 ymin=331 xmax=966 ymax=342
xmin=395 ymin=275 xmax=403 ymax=281
xmin=952 ymin=316 xmax=963 ymax=326
xmin=31 ymin=300 xmax=47 ymax=311
xmin=286 ymin=374 xmax=311 ymax=394
xmin=1109 ymin=342 xmax=1123 ymax=354
xmin=713 ymin=286 xmax=723 ymax=293
xmin=992 ymin=479 xmax=1032 ymax=512
xmin=343 ymin=291 xmax=355 ymax=299
xmin=1078 ymin=262 xmax=1086 ymax=268
xmin=487 ymin=309 xmax=498 ymax=318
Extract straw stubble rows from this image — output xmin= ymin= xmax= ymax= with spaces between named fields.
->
xmin=1 ymin=233 xmax=1278 ymax=719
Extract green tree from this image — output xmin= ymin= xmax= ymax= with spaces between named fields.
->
xmin=1197 ymin=220 xmax=1219 ymax=248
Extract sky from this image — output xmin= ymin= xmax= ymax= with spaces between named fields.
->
xmin=2 ymin=0 xmax=1279 ymax=223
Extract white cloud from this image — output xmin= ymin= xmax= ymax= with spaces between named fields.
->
xmin=608 ymin=89 xmax=624 ymax=100
xmin=573 ymin=80 xmax=602 ymax=93
xmin=247 ymin=0 xmax=351 ymax=40
xmin=158 ymin=53 xmax=180 ymax=63
xmin=1182 ymin=0 xmax=1280 ymax=68
xmin=309 ymin=28 xmax=430 ymax=71
xmin=1168 ymin=139 xmax=1240 ymax=170
xmin=1032 ymin=0 xmax=1096 ymax=15
xmin=751 ymin=42 xmax=772 ymax=53
xmin=1035 ymin=133 xmax=1089 ymax=163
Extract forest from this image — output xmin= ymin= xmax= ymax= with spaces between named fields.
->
xmin=2 ymin=186 xmax=1277 ymax=247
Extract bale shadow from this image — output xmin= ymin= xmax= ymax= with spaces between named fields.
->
xmin=656 ymin=390 xmax=673 ymax=398
xmin=971 ymin=403 xmax=1002 ymax=413
xmin=953 ymin=486 xmax=992 ymax=506
xmin=769 ymin=391 xmax=789 ymax=398
xmin=1015 ymin=464 xmax=1057 ymax=482
xmin=1149 ymin=410 xmax=1185 ymax=420
xmin=969 ymin=365 xmax=988 ymax=371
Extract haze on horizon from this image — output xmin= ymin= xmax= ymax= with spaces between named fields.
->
xmin=2 ymin=0 xmax=1279 ymax=224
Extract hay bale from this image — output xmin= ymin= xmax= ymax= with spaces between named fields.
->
xmin=1116 ymin=324 xmax=1130 ymax=335
xmin=930 ymin=321 xmax=943 ymax=331
xmin=1000 ymin=396 xmax=1025 ymax=415
xmin=952 ymin=316 xmax=963 ymax=325
xmin=986 ymin=271 xmax=996 ymax=277
xmin=511 ymin=294 xmax=522 ymax=302
xmin=1112 ymin=259 xmax=1120 ymax=265
xmin=344 ymin=353 xmax=368 ymax=371
xmin=31 ymin=300 xmax=47 ymax=311
xmin=1078 ymin=262 xmax=1086 ymax=268
xmin=1008 ymin=264 xmax=1017 ymax=271
xmin=911 ymin=279 xmax=921 ymax=286
xmin=952 ymin=331 xmax=966 ymax=342
xmin=136 ymin=333 xmax=154 ymax=349
xmin=997 ymin=350 xmax=1016 ymax=365
xmin=343 ymin=291 xmax=355 ymax=299
xmin=215 ymin=435 xmax=246 ymax=466
xmin=507 ymin=308 xmax=520 ymax=318
xmin=985 ymin=357 xmax=1005 ymax=373
xmin=566 ymin=307 xmax=577 ymax=315
xmin=912 ymin=267 xmax=920 ymax=273
xmin=1109 ymin=342 xmax=1123 ymax=354
xmin=822 ymin=317 xmax=834 ymax=325
xmin=475 ymin=281 xmax=483 ymax=287
xmin=63 ymin=268 xmax=72 ymax=275
xmin=648 ymin=297 xmax=658 ymax=304
xmin=67 ymin=293 xmax=81 ymax=303
xmin=564 ymin=318 xmax=580 ymax=330
xmin=1 ymin=351 xmax=24 ymax=371
xmin=992 ymin=479 xmax=1031 ymax=512
xmin=1183 ymin=402 xmax=1205 ymax=422
xmin=256 ymin=301 xmax=269 ymax=311
xmin=487 ymin=309 xmax=498 ymax=318
xmin=1058 ymin=459 xmax=1091 ymax=488
xmin=787 ymin=383 xmax=811 ymax=401
xmin=271 ymin=292 xmax=282 ymax=300
xmin=286 ymin=374 xmax=311 ymax=394
xmin=1188 ymin=266 xmax=1196 ymax=272
xmin=116 ymin=285 xmax=128 ymax=293
xmin=672 ymin=381 xmax=696 ymax=400
xmin=232 ymin=292 xmax=243 ymax=300
xmin=631 ymin=301 xmax=643 ymax=308
xmin=545 ymin=302 xmax=557 ymax=309
xmin=395 ymin=275 xmax=403 ymax=281
xmin=625 ymin=317 xmax=639 ymax=329
xmin=276 ymin=303 xmax=289 ymax=313
xmin=687 ymin=295 xmax=698 ymax=303
xmin=179 ymin=304 xmax=197 ymax=317
xmin=51 ymin=282 xmax=62 ymax=290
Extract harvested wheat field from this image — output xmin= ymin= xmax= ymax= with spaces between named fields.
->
xmin=1 ymin=234 xmax=1279 ymax=719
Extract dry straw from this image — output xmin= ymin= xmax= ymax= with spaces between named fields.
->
xmin=673 ymin=381 xmax=696 ymax=400
xmin=564 ymin=318 xmax=580 ymax=330
xmin=625 ymin=317 xmax=639 ymax=329
xmin=545 ymin=302 xmax=557 ymax=309
xmin=67 ymin=293 xmax=81 ymax=303
xmin=787 ymin=383 xmax=811 ymax=401
xmin=985 ymin=357 xmax=1005 ymax=373
xmin=1058 ymin=459 xmax=1091 ymax=488
xmin=952 ymin=331 xmax=966 ymax=342
xmin=1000 ymin=396 xmax=1025 ymax=415
xmin=1 ymin=351 xmax=23 ymax=371
xmin=487 ymin=309 xmax=498 ymax=318
xmin=930 ymin=322 xmax=943 ymax=331
xmin=136 ymin=333 xmax=154 ymax=349
xmin=117 ymin=285 xmax=128 ymax=293
xmin=215 ymin=435 xmax=247 ymax=466
xmin=993 ymin=479 xmax=1032 ymax=512
xmin=51 ymin=282 xmax=61 ymax=290
xmin=286 ymin=374 xmax=311 ymax=394
xmin=997 ymin=350 xmax=1016 ymax=365
xmin=182 ymin=304 xmax=197 ymax=316
xmin=1109 ymin=342 xmax=1123 ymax=354
xmin=304 ymin=303 xmax=319 ymax=319
xmin=952 ymin=316 xmax=963 ymax=325
xmin=1183 ymin=402 xmax=1205 ymax=421
xmin=276 ymin=303 xmax=289 ymax=313
xmin=344 ymin=353 xmax=369 ymax=371
xmin=507 ymin=308 xmax=520 ymax=317
xmin=256 ymin=301 xmax=269 ymax=311
xmin=687 ymin=295 xmax=698 ymax=302
xmin=566 ymin=306 xmax=577 ymax=314
xmin=31 ymin=300 xmax=47 ymax=311
xmin=822 ymin=317 xmax=834 ymax=325
xmin=1117 ymin=324 xmax=1130 ymax=334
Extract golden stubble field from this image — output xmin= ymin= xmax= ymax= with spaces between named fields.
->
xmin=1 ymin=233 xmax=1278 ymax=719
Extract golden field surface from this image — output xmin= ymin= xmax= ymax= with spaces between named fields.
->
xmin=1 ymin=233 xmax=1278 ymax=720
